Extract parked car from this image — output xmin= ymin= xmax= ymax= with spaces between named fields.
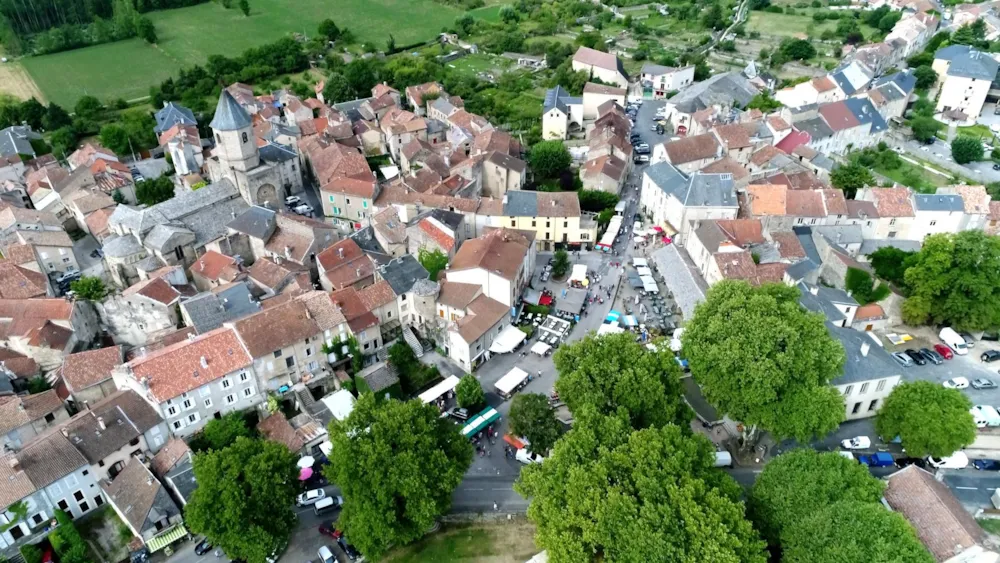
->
xmin=540 ymin=270 xmax=550 ymax=282
xmin=333 ymin=529 xmax=362 ymax=561
xmin=943 ymin=377 xmax=970 ymax=389
xmin=974 ymin=459 xmax=1000 ymax=471
xmin=284 ymin=195 xmax=301 ymax=207
xmin=293 ymin=203 xmax=313 ymax=216
xmin=318 ymin=521 xmax=337 ymax=538
xmin=982 ymin=350 xmax=1000 ymax=363
xmin=920 ymin=347 xmax=943 ymax=365
xmin=194 ymin=540 xmax=213 ymax=556
xmin=634 ymin=155 xmax=650 ymax=164
xmin=928 ymin=451 xmax=969 ymax=469
xmin=940 ymin=327 xmax=968 ymax=355
xmin=858 ymin=452 xmax=894 ymax=467
xmin=296 ymin=488 xmax=326 ymax=506
xmin=448 ymin=407 xmax=469 ymax=421
xmin=318 ymin=546 xmax=336 ymax=563
xmin=894 ymin=457 xmax=927 ymax=469
xmin=982 ymin=331 xmax=1000 ymax=341
xmin=891 ymin=352 xmax=914 ymax=367
xmin=972 ymin=378 xmax=997 ymax=390
xmin=904 ymin=349 xmax=927 ymax=366
xmin=933 ymin=343 xmax=954 ymax=359
xmin=841 ymin=436 xmax=871 ymax=449
xmin=961 ymin=332 xmax=976 ymax=348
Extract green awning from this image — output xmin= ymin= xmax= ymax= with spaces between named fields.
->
xmin=146 ymin=524 xmax=187 ymax=552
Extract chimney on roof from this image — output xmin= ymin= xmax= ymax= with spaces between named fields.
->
xmin=810 ymin=285 xmax=819 ymax=295
xmin=338 ymin=247 xmax=344 ymax=259
xmin=199 ymin=260 xmax=205 ymax=271
xmin=356 ymin=267 xmax=361 ymax=278
xmin=284 ymin=246 xmax=292 ymax=260
xmin=861 ymin=342 xmax=870 ymax=357
xmin=200 ymin=356 xmax=208 ymax=369
xmin=60 ymin=427 xmax=68 ymax=438
xmin=187 ymin=333 xmax=196 ymax=341
xmin=7 ymin=457 xmax=18 ymax=471
xmin=97 ymin=417 xmax=105 ymax=431
xmin=139 ymin=347 xmax=146 ymax=357
xmin=146 ymin=475 xmax=153 ymax=486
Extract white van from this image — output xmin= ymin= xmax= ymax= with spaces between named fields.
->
xmin=972 ymin=405 xmax=1000 ymax=428
xmin=314 ymin=496 xmax=337 ymax=515
xmin=940 ymin=327 xmax=968 ymax=355
xmin=928 ymin=451 xmax=969 ymax=469
xmin=714 ymin=451 xmax=733 ymax=467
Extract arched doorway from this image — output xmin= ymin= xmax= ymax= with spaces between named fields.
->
xmin=256 ymin=183 xmax=277 ymax=207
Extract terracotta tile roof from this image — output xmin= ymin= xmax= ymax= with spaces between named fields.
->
xmin=329 ymin=286 xmax=379 ymax=332
xmin=582 ymin=82 xmax=626 ymax=96
xmin=750 ymin=146 xmax=785 ymax=167
xmin=991 ymin=201 xmax=1000 ymax=221
xmin=418 ymin=218 xmax=456 ymax=254
xmin=62 ymin=390 xmax=162 ymax=463
xmin=785 ymin=171 xmax=829 ymax=191
xmin=300 ymin=136 xmax=373 ymax=186
xmin=770 ymin=231 xmax=806 ymax=259
xmin=715 ymin=251 xmax=758 ymax=281
xmin=373 ymin=83 xmax=398 ymax=98
xmin=233 ymin=300 xmax=319 ymax=358
xmin=454 ymin=294 xmax=509 ymax=343
xmin=4 ymin=244 xmax=35 ymax=266
xmin=713 ymin=123 xmax=753 ymax=149
xmin=85 ymin=207 xmax=115 ymax=238
xmin=821 ymin=189 xmax=849 ymax=215
xmin=573 ymin=46 xmax=623 ymax=74
xmin=663 ymin=133 xmax=721 ymax=165
xmin=248 ymin=257 xmax=303 ymax=291
xmin=943 ymin=184 xmax=990 ymax=215
xmin=263 ymin=226 xmax=313 ymax=264
xmin=819 ymin=101 xmax=861 ymax=132
xmin=358 ymin=279 xmax=396 ymax=311
xmin=438 ymin=281 xmax=481 ymax=309
xmin=846 ymin=199 xmax=879 ymax=219
xmin=25 ymin=321 xmax=72 ymax=350
xmin=127 ymin=327 xmax=253 ymax=402
xmin=101 ymin=459 xmax=166 ymax=533
xmin=472 ymin=130 xmax=520 ymax=157
xmin=700 ymin=157 xmax=749 ymax=180
xmin=786 ymin=189 xmax=826 ymax=217
xmin=582 ymin=154 xmax=626 ymax=182
xmin=767 ymin=115 xmax=791 ymax=130
xmin=18 ymin=430 xmax=87 ymax=488
xmin=854 ymin=303 xmax=886 ymax=321
xmin=371 ymin=207 xmax=407 ymax=244
xmin=885 ymin=466 xmax=985 ymax=562
xmin=715 ymin=219 xmax=764 ymax=247
xmin=0 ymin=261 xmax=47 ymax=298
xmin=61 ymin=346 xmax=122 ymax=393
xmin=122 ymin=277 xmax=181 ymax=306
xmin=322 ymin=176 xmax=377 ymax=199
xmin=0 ymin=390 xmax=63 ymax=436
xmin=404 ymin=82 xmax=444 ymax=108
xmin=317 ymin=239 xmax=375 ymax=290
xmin=375 ymin=185 xmax=481 ymax=213
xmin=755 ymin=262 xmax=787 ymax=283
xmin=0 ymin=452 xmax=36 ymax=508
xmin=0 ymin=348 xmax=38 ymax=378
xmin=295 ymin=291 xmax=346 ymax=330
xmin=449 ymin=229 xmax=530 ymax=281
xmin=746 ymin=184 xmax=787 ymax=215
xmin=191 ymin=250 xmax=239 ymax=282
xmin=811 ymin=76 xmax=837 ymax=92
xmin=151 ymin=438 xmax=190 ymax=477
xmin=257 ymin=412 xmax=305 ymax=452
xmin=868 ymin=186 xmax=914 ymax=217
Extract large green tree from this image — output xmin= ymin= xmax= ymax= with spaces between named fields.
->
xmin=902 ymin=231 xmax=1000 ymax=330
xmin=516 ymin=411 xmax=766 ymax=563
xmin=326 ymin=394 xmax=472 ymax=560
xmin=830 ymin=161 xmax=875 ymax=198
xmin=199 ymin=411 xmax=252 ymax=451
xmin=185 ymin=437 xmax=298 ymax=563
xmin=913 ymin=65 xmax=937 ymax=89
xmin=135 ymin=176 xmax=175 ymax=206
xmin=554 ymin=332 xmax=688 ymax=430
xmin=875 ymin=381 xmax=975 ymax=457
xmin=418 ymin=248 xmax=448 ymax=281
xmin=910 ymin=116 xmax=941 ymax=144
xmin=682 ymin=281 xmax=846 ymax=445
xmin=68 ymin=276 xmax=106 ymax=301
xmin=749 ymin=449 xmax=885 ymax=546
xmin=782 ymin=501 xmax=933 ymax=562
xmin=455 ymin=374 xmax=485 ymax=410
xmin=869 ymin=246 xmax=917 ymax=286
xmin=952 ymin=135 xmax=984 ymax=164
xmin=508 ymin=393 xmax=561 ymax=454
xmin=528 ymin=140 xmax=572 ymax=180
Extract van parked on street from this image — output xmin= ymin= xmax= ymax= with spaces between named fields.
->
xmin=940 ymin=327 xmax=968 ymax=355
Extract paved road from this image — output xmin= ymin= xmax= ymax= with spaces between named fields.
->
xmin=898 ymin=133 xmax=999 ymax=182
xmin=942 ymin=470 xmax=1000 ymax=509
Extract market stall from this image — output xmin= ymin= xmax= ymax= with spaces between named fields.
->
xmin=530 ymin=341 xmax=552 ymax=356
xmin=489 ymin=325 xmax=528 ymax=354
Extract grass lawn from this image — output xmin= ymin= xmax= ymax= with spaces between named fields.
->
xmin=468 ymin=4 xmax=505 ymax=22
xmin=877 ymin=157 xmax=965 ymax=193
xmin=384 ymin=523 xmax=538 ymax=563
xmin=979 ymin=518 xmax=1000 ymax=535
xmin=22 ymin=0 xmax=462 ymax=106
xmin=747 ymin=11 xmax=880 ymax=40
xmin=956 ymin=123 xmax=999 ymax=142
xmin=445 ymin=53 xmax=509 ymax=76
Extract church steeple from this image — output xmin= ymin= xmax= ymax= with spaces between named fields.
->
xmin=210 ymin=89 xmax=252 ymax=131
xmin=210 ymin=89 xmax=258 ymax=173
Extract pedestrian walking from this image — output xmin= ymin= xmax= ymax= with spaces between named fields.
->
xmin=494 ymin=501 xmax=499 ymax=511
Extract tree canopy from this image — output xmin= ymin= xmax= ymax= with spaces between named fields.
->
xmin=551 ymin=249 xmax=570 ymax=278
xmin=515 ymin=412 xmax=766 ymax=563
xmin=186 ymin=437 xmax=298 ymax=563
xmin=830 ymin=161 xmax=875 ymax=199
xmin=749 ymin=449 xmax=885 ymax=546
xmin=455 ymin=374 xmax=485 ymax=410
xmin=844 ymin=267 xmax=890 ymax=305
xmin=195 ymin=411 xmax=253 ymax=452
xmin=913 ymin=65 xmax=937 ymax=89
xmin=870 ymin=246 xmax=917 ymax=286
xmin=326 ymin=394 xmax=472 ymax=560
xmin=902 ymin=231 xmax=1000 ymax=330
xmin=529 ymin=141 xmax=572 ymax=179
xmin=135 ymin=176 xmax=176 ymax=206
xmin=952 ymin=135 xmax=984 ymax=164
xmin=418 ymin=248 xmax=449 ymax=281
xmin=508 ymin=393 xmax=562 ymax=454
xmin=782 ymin=501 xmax=933 ymax=563
xmin=910 ymin=116 xmax=941 ymax=144
xmin=682 ymin=281 xmax=846 ymax=443
xmin=68 ymin=276 xmax=106 ymax=301
xmin=553 ymin=332 xmax=688 ymax=430
xmin=875 ymin=381 xmax=976 ymax=457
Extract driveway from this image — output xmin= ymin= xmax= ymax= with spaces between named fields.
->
xmin=898 ymin=135 xmax=998 ymax=183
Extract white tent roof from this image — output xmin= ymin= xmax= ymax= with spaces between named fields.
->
xmin=495 ymin=367 xmax=529 ymax=395
xmin=633 ymin=257 xmax=648 ymax=267
xmin=569 ymin=264 xmax=588 ymax=283
xmin=637 ymin=266 xmax=652 ymax=276
xmin=597 ymin=322 xmax=625 ymax=336
xmin=320 ymin=389 xmax=356 ymax=422
xmin=489 ymin=325 xmax=527 ymax=354
xmin=530 ymin=341 xmax=551 ymax=355
xmin=418 ymin=375 xmax=461 ymax=404
xmin=641 ymin=275 xmax=658 ymax=293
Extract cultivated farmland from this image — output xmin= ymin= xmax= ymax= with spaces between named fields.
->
xmin=21 ymin=0 xmax=463 ymax=107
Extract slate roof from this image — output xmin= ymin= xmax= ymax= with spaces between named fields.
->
xmin=795 ymin=117 xmax=834 ymax=140
xmin=18 ymin=430 xmax=87 ymax=488
xmin=180 ymin=282 xmax=260 ymax=334
xmin=885 ymin=465 xmax=986 ymax=562
xmin=102 ymin=460 xmax=181 ymax=534
xmin=164 ymin=457 xmax=197 ymax=504
xmin=797 ymin=282 xmax=857 ymax=324
xmin=0 ymin=126 xmax=40 ymax=158
xmin=843 ymin=97 xmax=888 ymax=135
xmin=259 ymin=142 xmax=297 ymax=164
xmin=644 ymin=162 xmax=737 ymax=208
xmin=210 ymin=90 xmax=252 ymax=131
xmin=872 ymin=70 xmax=917 ymax=95
xmin=228 ymin=206 xmax=277 ymax=240
xmin=154 ymin=102 xmax=197 ymax=134
xmin=357 ymin=362 xmax=399 ymax=394
xmin=670 ymin=72 xmax=757 ymax=114
xmin=651 ymin=244 xmax=706 ymax=319
xmin=828 ymin=321 xmax=900 ymax=385
xmin=936 ymin=45 xmax=999 ymax=80
xmin=378 ymin=255 xmax=429 ymax=295
xmin=914 ymin=193 xmax=964 ymax=212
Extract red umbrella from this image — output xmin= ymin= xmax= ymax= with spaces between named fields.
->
xmin=652 ymin=226 xmax=664 ymax=233
xmin=299 ymin=467 xmax=313 ymax=481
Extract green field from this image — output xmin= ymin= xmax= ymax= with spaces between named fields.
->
xmin=22 ymin=0 xmax=463 ymax=107
xmin=384 ymin=523 xmax=537 ymax=563
xmin=747 ymin=12 xmax=880 ymax=39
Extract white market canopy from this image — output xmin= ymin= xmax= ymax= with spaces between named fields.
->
xmin=633 ymin=257 xmax=648 ymax=267
xmin=418 ymin=375 xmax=461 ymax=404
xmin=636 ymin=266 xmax=652 ymax=276
xmin=530 ymin=341 xmax=551 ymax=355
xmin=597 ymin=322 xmax=625 ymax=336
xmin=495 ymin=367 xmax=530 ymax=395
xmin=569 ymin=264 xmax=589 ymax=283
xmin=489 ymin=325 xmax=527 ymax=354
xmin=641 ymin=275 xmax=659 ymax=293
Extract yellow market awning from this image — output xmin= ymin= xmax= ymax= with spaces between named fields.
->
xmin=146 ymin=524 xmax=187 ymax=553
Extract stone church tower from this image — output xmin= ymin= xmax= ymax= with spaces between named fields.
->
xmin=206 ymin=90 xmax=302 ymax=208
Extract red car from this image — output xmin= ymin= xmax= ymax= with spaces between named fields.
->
xmin=318 ymin=521 xmax=336 ymax=539
xmin=934 ymin=343 xmax=954 ymax=360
